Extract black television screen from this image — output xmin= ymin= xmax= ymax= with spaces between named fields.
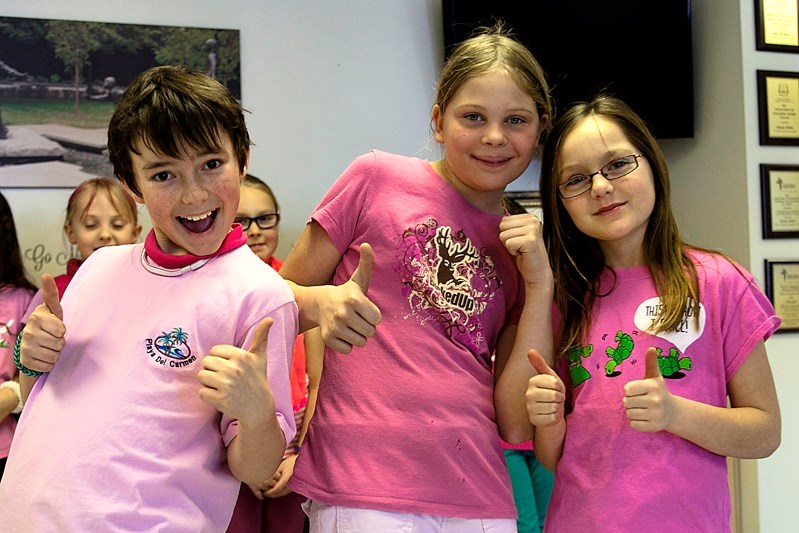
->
xmin=442 ymin=0 xmax=694 ymax=139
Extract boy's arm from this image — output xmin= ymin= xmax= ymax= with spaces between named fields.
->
xmin=281 ymin=221 xmax=381 ymax=354
xmin=18 ymin=274 xmax=66 ymax=402
xmin=198 ymin=319 xmax=286 ymax=485
xmin=493 ymin=214 xmax=555 ymax=444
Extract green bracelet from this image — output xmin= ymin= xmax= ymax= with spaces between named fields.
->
xmin=13 ymin=332 xmax=44 ymax=377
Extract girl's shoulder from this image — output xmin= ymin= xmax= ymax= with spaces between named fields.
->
xmin=687 ymin=248 xmax=758 ymax=293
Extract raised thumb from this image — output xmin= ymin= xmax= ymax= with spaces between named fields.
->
xmin=248 ymin=317 xmax=273 ymax=363
xmin=644 ymin=347 xmax=661 ymax=379
xmin=527 ymin=349 xmax=556 ymax=376
xmin=41 ymin=273 xmax=63 ymax=320
xmin=350 ymin=242 xmax=374 ymax=295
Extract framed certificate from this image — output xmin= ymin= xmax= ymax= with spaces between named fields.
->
xmin=755 ymin=0 xmax=799 ymax=52
xmin=760 ymin=164 xmax=799 ymax=238
xmin=757 ymin=70 xmax=799 ymax=145
xmin=764 ymin=260 xmax=799 ymax=332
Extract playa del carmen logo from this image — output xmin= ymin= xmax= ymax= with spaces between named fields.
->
xmin=145 ymin=327 xmax=197 ymax=369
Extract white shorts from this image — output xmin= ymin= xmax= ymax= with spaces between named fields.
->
xmin=303 ymin=499 xmax=517 ymax=533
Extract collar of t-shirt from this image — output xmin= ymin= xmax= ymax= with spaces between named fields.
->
xmin=142 ymin=223 xmax=247 ymax=271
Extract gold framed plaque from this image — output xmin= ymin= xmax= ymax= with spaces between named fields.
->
xmin=757 ymin=70 xmax=799 ymax=145
xmin=760 ymin=164 xmax=799 ymax=238
xmin=755 ymin=0 xmax=799 ymax=52
xmin=765 ymin=260 xmax=799 ymax=332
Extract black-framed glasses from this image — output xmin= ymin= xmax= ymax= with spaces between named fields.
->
xmin=558 ymin=154 xmax=643 ymax=199
xmin=234 ymin=213 xmax=280 ymax=230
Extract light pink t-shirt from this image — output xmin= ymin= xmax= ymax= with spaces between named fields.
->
xmin=545 ymin=251 xmax=781 ymax=532
xmin=0 ymin=240 xmax=297 ymax=532
xmin=0 ymin=285 xmax=34 ymax=458
xmin=288 ymin=150 xmax=523 ymax=519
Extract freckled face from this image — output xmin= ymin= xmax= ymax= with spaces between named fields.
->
xmin=556 ymin=115 xmax=656 ymax=265
xmin=237 ymin=185 xmax=279 ymax=262
xmin=432 ymin=68 xmax=545 ymax=213
xmin=127 ymin=134 xmax=245 ymax=256
xmin=65 ymin=191 xmax=141 ymax=261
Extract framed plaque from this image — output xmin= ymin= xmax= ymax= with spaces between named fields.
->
xmin=760 ymin=164 xmax=799 ymax=238
xmin=755 ymin=0 xmax=799 ymax=52
xmin=764 ymin=260 xmax=799 ymax=332
xmin=757 ymin=70 xmax=799 ymax=145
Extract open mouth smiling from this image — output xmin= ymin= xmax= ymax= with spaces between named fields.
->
xmin=178 ymin=208 xmax=219 ymax=233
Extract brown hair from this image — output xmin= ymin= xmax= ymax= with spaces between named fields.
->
xmin=108 ymin=65 xmax=251 ymax=196
xmin=540 ymin=95 xmax=701 ymax=359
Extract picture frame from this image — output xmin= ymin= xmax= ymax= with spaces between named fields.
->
xmin=760 ymin=164 xmax=799 ymax=238
xmin=504 ymin=191 xmax=543 ymax=219
xmin=757 ymin=70 xmax=799 ymax=145
xmin=764 ymin=259 xmax=799 ymax=332
xmin=755 ymin=0 xmax=799 ymax=53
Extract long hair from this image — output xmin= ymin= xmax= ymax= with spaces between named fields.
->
xmin=540 ymin=96 xmax=700 ymax=359
xmin=0 ymin=192 xmax=36 ymax=291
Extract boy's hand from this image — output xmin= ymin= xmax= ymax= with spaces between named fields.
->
xmin=318 ymin=243 xmax=381 ymax=354
xmin=623 ymin=347 xmax=675 ymax=432
xmin=198 ymin=318 xmax=275 ymax=421
xmin=20 ymin=274 xmax=66 ymax=373
xmin=526 ymin=349 xmax=565 ymax=427
xmin=499 ymin=213 xmax=552 ymax=286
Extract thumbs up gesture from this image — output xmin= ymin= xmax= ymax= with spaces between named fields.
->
xmin=19 ymin=274 xmax=66 ymax=374
xmin=198 ymin=318 xmax=275 ymax=421
xmin=623 ymin=347 xmax=674 ymax=432
xmin=526 ymin=349 xmax=565 ymax=427
xmin=317 ymin=242 xmax=382 ymax=354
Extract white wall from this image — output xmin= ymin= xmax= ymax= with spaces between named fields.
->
xmin=1 ymin=1 xmax=795 ymax=531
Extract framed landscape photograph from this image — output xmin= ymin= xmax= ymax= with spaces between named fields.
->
xmin=0 ymin=16 xmax=240 ymax=188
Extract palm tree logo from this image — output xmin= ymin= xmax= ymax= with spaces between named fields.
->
xmin=154 ymin=327 xmax=191 ymax=360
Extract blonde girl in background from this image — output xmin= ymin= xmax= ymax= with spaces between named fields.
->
xmin=0 ymin=191 xmax=35 ymax=480
xmin=24 ymin=177 xmax=141 ymax=317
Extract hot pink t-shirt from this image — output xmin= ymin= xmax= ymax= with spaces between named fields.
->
xmin=545 ymin=251 xmax=781 ymax=532
xmin=0 ymin=285 xmax=34 ymax=459
xmin=0 ymin=235 xmax=297 ymax=532
xmin=288 ymin=150 xmax=523 ymax=519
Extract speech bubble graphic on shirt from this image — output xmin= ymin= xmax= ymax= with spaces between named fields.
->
xmin=633 ymin=297 xmax=705 ymax=353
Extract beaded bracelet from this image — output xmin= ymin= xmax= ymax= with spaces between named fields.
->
xmin=13 ymin=332 xmax=43 ymax=377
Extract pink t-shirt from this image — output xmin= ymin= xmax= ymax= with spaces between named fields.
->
xmin=0 ymin=236 xmax=297 ymax=532
xmin=288 ymin=150 xmax=523 ymax=519
xmin=545 ymin=251 xmax=781 ymax=532
xmin=0 ymin=285 xmax=34 ymax=459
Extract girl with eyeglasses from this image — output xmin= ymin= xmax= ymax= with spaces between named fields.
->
xmin=526 ymin=95 xmax=781 ymax=532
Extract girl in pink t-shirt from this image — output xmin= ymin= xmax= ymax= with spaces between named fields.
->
xmin=0 ymin=191 xmax=35 ymax=480
xmin=526 ymin=96 xmax=781 ymax=532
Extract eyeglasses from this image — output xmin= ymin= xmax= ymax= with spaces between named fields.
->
xmin=234 ymin=213 xmax=280 ymax=230
xmin=558 ymin=154 xmax=643 ymax=199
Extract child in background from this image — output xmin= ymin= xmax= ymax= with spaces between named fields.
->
xmin=23 ymin=177 xmax=142 ymax=318
xmin=0 ymin=65 xmax=297 ymax=532
xmin=227 ymin=174 xmax=323 ymax=533
xmin=281 ymin=24 xmax=555 ymax=531
xmin=526 ymin=95 xmax=781 ymax=532
xmin=0 ymin=192 xmax=35 ymax=480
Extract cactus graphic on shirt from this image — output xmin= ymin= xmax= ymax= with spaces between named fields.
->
xmin=605 ymin=330 xmax=633 ymax=376
xmin=656 ymin=346 xmax=693 ymax=378
xmin=566 ymin=344 xmax=593 ymax=387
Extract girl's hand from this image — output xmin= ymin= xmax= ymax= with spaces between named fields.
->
xmin=263 ymin=454 xmax=297 ymax=498
xmin=623 ymin=347 xmax=675 ymax=432
xmin=20 ymin=274 xmax=66 ymax=374
xmin=526 ymin=349 xmax=565 ymax=427
xmin=499 ymin=213 xmax=552 ymax=286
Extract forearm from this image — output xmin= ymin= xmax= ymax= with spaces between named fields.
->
xmin=285 ymin=281 xmax=324 ymax=333
xmin=20 ymin=374 xmax=39 ymax=404
xmin=667 ymin=397 xmax=780 ymax=459
xmin=494 ymin=278 xmax=554 ymax=443
xmin=532 ymin=418 xmax=566 ymax=471
xmin=0 ymin=386 xmax=16 ymax=422
xmin=227 ymin=413 xmax=286 ymax=486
